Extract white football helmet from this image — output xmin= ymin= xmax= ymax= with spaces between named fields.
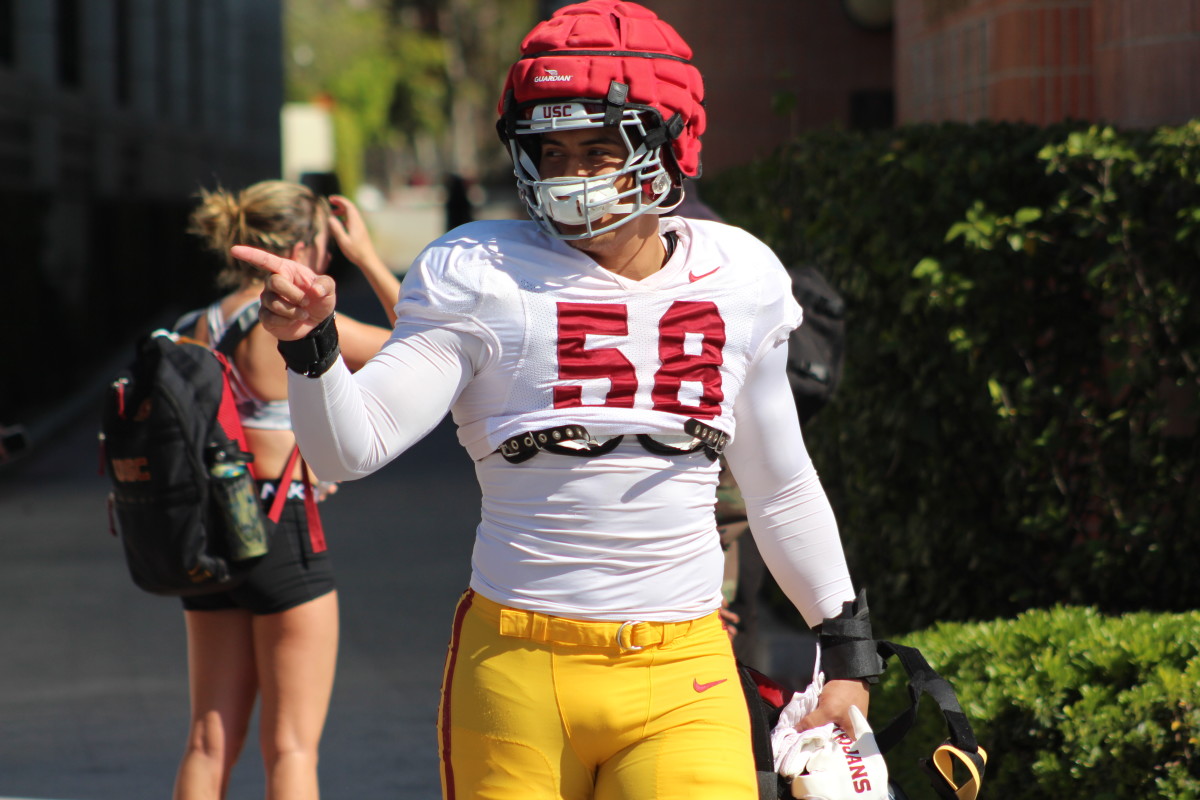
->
xmin=505 ymin=100 xmax=680 ymax=240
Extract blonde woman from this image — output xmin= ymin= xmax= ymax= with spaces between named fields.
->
xmin=174 ymin=180 xmax=399 ymax=800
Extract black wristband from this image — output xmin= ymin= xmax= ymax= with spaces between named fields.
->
xmin=817 ymin=588 xmax=885 ymax=684
xmin=277 ymin=313 xmax=340 ymax=378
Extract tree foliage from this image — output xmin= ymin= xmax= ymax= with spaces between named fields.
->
xmin=705 ymin=120 xmax=1200 ymax=635
xmin=284 ymin=0 xmax=536 ymax=193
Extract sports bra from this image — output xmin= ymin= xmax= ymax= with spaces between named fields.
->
xmin=204 ymin=300 xmax=293 ymax=431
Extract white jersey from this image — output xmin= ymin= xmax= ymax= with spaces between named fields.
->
xmin=396 ymin=216 xmax=801 ymax=457
xmin=287 ymin=216 xmax=856 ymax=624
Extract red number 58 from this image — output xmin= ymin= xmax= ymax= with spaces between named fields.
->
xmin=553 ymin=301 xmax=726 ymax=418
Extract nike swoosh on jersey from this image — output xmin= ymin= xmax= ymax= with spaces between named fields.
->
xmin=693 ymin=678 xmax=728 ymax=692
xmin=688 ymin=266 xmax=721 ymax=283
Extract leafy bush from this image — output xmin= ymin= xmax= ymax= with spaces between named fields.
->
xmin=706 ymin=121 xmax=1200 ymax=634
xmin=873 ymin=607 xmax=1200 ymax=800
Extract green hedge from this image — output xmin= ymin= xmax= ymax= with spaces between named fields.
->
xmin=706 ymin=121 xmax=1200 ymax=634
xmin=873 ymin=607 xmax=1200 ymax=799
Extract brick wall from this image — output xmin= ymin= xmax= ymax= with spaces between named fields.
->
xmin=896 ymin=0 xmax=1200 ymax=127
xmin=1093 ymin=0 xmax=1200 ymax=126
xmin=642 ymin=1 xmax=894 ymax=174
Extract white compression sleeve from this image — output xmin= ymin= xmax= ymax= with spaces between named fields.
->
xmin=286 ymin=325 xmax=482 ymax=481
xmin=722 ymin=339 xmax=856 ymax=628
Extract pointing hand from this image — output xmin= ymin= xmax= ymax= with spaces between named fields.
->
xmin=231 ymin=245 xmax=337 ymax=342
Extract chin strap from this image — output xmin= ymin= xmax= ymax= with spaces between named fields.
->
xmin=604 ymin=80 xmax=630 ymax=126
xmin=817 ymin=588 xmax=885 ymax=684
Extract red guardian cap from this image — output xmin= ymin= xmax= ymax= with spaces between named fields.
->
xmin=498 ymin=0 xmax=706 ymax=178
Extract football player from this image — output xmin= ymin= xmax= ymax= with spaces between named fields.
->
xmin=241 ymin=2 xmax=882 ymax=798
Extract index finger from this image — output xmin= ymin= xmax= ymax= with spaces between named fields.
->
xmin=231 ymin=245 xmax=316 ymax=290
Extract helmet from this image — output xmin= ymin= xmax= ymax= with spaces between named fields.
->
xmin=777 ymin=706 xmax=890 ymax=800
xmin=497 ymin=0 xmax=706 ymax=239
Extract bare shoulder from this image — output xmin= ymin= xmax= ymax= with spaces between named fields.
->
xmin=237 ymin=322 xmax=290 ymax=400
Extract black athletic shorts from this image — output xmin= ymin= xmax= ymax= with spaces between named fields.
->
xmin=181 ymin=483 xmax=335 ymax=615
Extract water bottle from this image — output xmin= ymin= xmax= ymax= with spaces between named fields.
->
xmin=207 ymin=444 xmax=269 ymax=561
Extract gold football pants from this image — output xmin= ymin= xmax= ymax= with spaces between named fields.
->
xmin=438 ymin=590 xmax=757 ymax=800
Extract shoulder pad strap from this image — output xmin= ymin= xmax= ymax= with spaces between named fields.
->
xmin=874 ymin=641 xmax=978 ymax=755
xmin=923 ymin=743 xmax=987 ymax=800
xmin=873 ymin=641 xmax=987 ymax=800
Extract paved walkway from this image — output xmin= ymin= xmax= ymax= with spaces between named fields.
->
xmin=0 ymin=272 xmax=477 ymax=799
xmin=0 ymin=405 xmax=479 ymax=799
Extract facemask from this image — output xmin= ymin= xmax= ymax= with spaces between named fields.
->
xmin=535 ymin=174 xmax=624 ymax=225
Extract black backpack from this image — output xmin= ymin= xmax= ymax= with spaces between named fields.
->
xmin=101 ymin=305 xmax=282 ymax=596
xmin=741 ymin=642 xmax=987 ymax=800
xmin=786 ymin=265 xmax=846 ymax=425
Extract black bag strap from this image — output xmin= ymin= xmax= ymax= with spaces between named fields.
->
xmin=738 ymin=664 xmax=777 ymax=771
xmin=737 ymin=663 xmax=787 ymax=800
xmin=874 ymin=640 xmax=988 ymax=800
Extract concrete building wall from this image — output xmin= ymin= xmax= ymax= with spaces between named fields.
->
xmin=0 ymin=0 xmax=284 ymax=421
xmin=0 ymin=0 xmax=282 ymax=199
